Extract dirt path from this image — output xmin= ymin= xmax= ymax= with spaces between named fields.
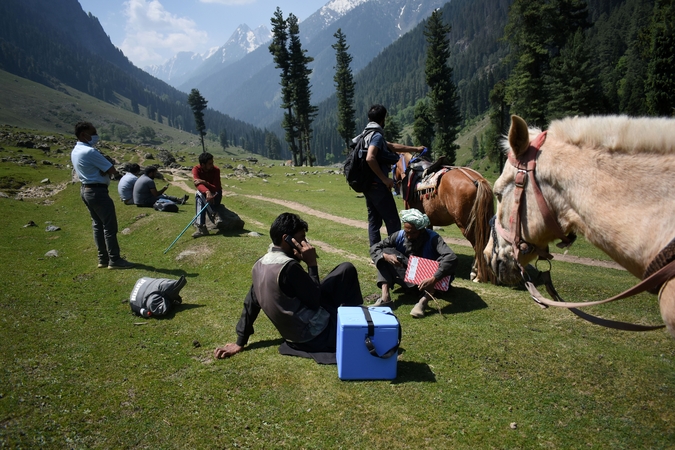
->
xmin=169 ymin=179 xmax=625 ymax=271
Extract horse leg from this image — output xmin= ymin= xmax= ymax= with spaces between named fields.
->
xmin=659 ymin=280 xmax=675 ymax=339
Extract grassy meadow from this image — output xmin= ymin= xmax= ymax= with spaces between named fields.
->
xmin=1 ymin=130 xmax=674 ymax=449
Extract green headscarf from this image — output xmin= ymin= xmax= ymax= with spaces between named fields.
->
xmin=400 ymin=208 xmax=430 ymax=230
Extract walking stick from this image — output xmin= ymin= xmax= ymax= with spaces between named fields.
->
xmin=423 ymin=289 xmax=444 ymax=318
xmin=163 ymin=203 xmax=210 ymax=254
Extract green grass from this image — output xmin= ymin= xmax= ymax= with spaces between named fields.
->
xmin=1 ymin=130 xmax=675 ymax=449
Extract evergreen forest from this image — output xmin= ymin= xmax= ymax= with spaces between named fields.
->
xmin=309 ymin=0 xmax=674 ymax=165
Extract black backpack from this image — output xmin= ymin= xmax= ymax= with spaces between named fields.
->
xmin=344 ymin=130 xmax=377 ymax=193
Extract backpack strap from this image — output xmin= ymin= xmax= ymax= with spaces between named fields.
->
xmin=360 ymin=306 xmax=401 ymax=359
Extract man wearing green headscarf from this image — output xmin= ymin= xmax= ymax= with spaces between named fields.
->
xmin=370 ymin=208 xmax=458 ymax=317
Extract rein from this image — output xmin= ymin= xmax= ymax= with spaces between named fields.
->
xmin=494 ymin=132 xmax=669 ymax=332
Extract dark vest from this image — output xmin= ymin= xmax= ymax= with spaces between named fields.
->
xmin=252 ymin=250 xmax=330 ymax=343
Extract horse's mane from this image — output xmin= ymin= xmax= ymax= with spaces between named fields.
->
xmin=548 ymin=115 xmax=675 ymax=155
xmin=500 ymin=115 xmax=675 ymax=155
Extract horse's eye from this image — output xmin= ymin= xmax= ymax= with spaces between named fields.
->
xmin=495 ymin=192 xmax=502 ymax=202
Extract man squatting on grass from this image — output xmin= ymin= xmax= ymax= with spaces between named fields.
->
xmin=370 ymin=208 xmax=457 ymax=318
xmin=214 ymin=213 xmax=364 ymax=359
xmin=132 ymin=166 xmax=188 ymax=207
xmin=191 ymin=152 xmax=223 ymax=238
xmin=70 ymin=121 xmax=134 ymax=269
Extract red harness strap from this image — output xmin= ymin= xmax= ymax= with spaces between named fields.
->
xmin=498 ymin=131 xmax=575 ymax=267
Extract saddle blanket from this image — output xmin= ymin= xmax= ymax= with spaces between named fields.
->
xmin=416 ymin=167 xmax=449 ymax=192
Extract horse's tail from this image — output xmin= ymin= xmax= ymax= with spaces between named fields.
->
xmin=470 ymin=177 xmax=496 ymax=284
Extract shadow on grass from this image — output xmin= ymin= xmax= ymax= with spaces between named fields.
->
xmin=243 ymin=338 xmax=285 ymax=352
xmin=130 ymin=263 xmax=198 ymax=278
xmin=392 ymin=359 xmax=436 ymax=383
xmin=391 ymin=286 xmax=488 ymax=315
xmin=438 ymin=286 xmax=488 ymax=315
xmin=454 ymin=253 xmax=477 ymax=280
xmin=153 ymin=302 xmax=206 ymax=320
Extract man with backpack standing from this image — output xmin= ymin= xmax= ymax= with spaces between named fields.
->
xmin=361 ymin=104 xmax=425 ymax=246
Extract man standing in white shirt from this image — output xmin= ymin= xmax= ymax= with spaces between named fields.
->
xmin=70 ymin=122 xmax=134 ymax=269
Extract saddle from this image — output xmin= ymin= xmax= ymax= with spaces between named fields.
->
xmin=402 ymin=156 xmax=470 ymax=204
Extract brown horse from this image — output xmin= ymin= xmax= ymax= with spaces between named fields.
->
xmin=395 ymin=153 xmax=495 ymax=283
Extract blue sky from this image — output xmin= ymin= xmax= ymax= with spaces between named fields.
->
xmin=77 ymin=0 xmax=326 ymax=68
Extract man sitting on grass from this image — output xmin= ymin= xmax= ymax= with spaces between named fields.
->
xmin=117 ymin=163 xmax=140 ymax=205
xmin=370 ymin=208 xmax=457 ymax=318
xmin=214 ymin=212 xmax=363 ymax=363
xmin=132 ymin=166 xmax=188 ymax=208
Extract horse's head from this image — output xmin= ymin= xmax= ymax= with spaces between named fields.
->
xmin=484 ymin=115 xmax=575 ymax=285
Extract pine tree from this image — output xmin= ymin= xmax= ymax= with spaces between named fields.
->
xmin=471 ymin=135 xmax=480 ymax=160
xmin=332 ymin=28 xmax=356 ymax=153
xmin=269 ymin=8 xmax=299 ymax=165
xmin=546 ymin=29 xmax=603 ymax=120
xmin=383 ymin=116 xmax=402 ymax=143
xmin=219 ymin=129 xmax=228 ymax=150
xmin=265 ymin=131 xmax=281 ymax=159
xmin=487 ymin=80 xmax=509 ymax=173
xmin=288 ymin=14 xmax=317 ymax=167
xmin=646 ymin=0 xmax=675 ymax=116
xmin=504 ymin=0 xmax=590 ymax=125
xmin=187 ymin=88 xmax=208 ymax=153
xmin=424 ymin=10 xmax=461 ymax=163
xmin=412 ymin=99 xmax=435 ymax=150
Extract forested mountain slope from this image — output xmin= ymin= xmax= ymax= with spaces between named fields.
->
xmin=0 ymin=0 xmax=272 ymax=154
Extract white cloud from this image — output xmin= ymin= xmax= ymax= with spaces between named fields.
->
xmin=120 ymin=0 xmax=208 ymax=67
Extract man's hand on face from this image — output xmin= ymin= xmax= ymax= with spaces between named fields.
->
xmin=214 ymin=343 xmax=242 ymax=359
xmin=288 ymin=237 xmax=317 ymax=267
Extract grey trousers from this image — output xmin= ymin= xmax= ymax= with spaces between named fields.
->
xmin=80 ymin=185 xmax=121 ymax=263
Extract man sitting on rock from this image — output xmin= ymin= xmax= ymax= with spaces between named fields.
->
xmin=370 ymin=208 xmax=458 ymax=318
xmin=132 ymin=166 xmax=188 ymax=208
xmin=191 ymin=152 xmax=244 ymax=237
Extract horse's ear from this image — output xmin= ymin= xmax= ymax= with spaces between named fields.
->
xmin=508 ymin=115 xmax=530 ymax=157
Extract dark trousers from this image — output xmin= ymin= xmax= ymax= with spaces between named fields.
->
xmin=364 ymin=182 xmax=401 ymax=246
xmin=80 ymin=185 xmax=121 ymax=263
xmin=136 ymin=194 xmax=182 ymax=207
xmin=195 ymin=191 xmax=222 ymax=226
xmin=289 ymin=262 xmax=363 ymax=353
xmin=375 ymin=248 xmax=414 ymax=289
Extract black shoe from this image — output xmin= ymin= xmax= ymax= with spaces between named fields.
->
xmin=108 ymin=258 xmax=135 ymax=269
xmin=181 ymin=194 xmax=189 ymax=205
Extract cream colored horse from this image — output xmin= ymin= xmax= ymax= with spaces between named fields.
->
xmin=484 ymin=114 xmax=675 ymax=337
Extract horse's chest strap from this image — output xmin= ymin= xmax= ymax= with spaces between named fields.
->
xmin=644 ymin=236 xmax=675 ymax=291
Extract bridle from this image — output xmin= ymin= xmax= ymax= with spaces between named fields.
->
xmin=493 ymin=131 xmax=576 ymax=271
xmin=491 ymin=132 xmax=672 ymax=332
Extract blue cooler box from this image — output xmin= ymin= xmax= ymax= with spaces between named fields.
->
xmin=336 ymin=306 xmax=400 ymax=380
